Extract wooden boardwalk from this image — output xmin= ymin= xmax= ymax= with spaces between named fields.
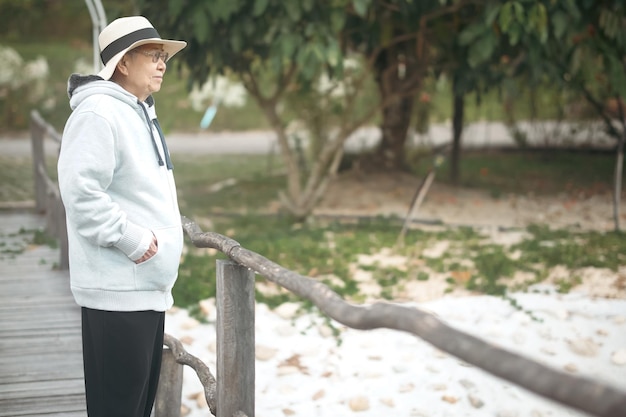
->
xmin=0 ymin=211 xmax=86 ymax=417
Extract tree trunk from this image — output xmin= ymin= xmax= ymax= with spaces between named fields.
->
xmin=377 ymin=86 xmax=414 ymax=170
xmin=613 ymin=128 xmax=625 ymax=232
xmin=612 ymin=96 xmax=626 ymax=232
xmin=373 ymin=46 xmax=420 ymax=171
xmin=450 ymin=90 xmax=465 ymax=185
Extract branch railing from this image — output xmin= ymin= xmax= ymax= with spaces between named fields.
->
xmin=162 ymin=217 xmax=626 ymax=417
xmin=29 ymin=111 xmax=626 ymax=417
xmin=30 ymin=110 xmax=68 ymax=269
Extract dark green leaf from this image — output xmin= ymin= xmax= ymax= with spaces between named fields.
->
xmin=467 ymin=34 xmax=496 ymax=68
xmin=302 ymin=0 xmax=314 ymax=13
xmin=325 ymin=38 xmax=342 ymax=67
xmin=607 ymin=55 xmax=626 ymax=97
xmin=512 ymin=2 xmax=524 ymax=23
xmin=331 ymin=10 xmax=346 ymax=32
xmin=507 ymin=23 xmax=521 ymax=46
xmin=551 ymin=11 xmax=569 ymax=40
xmin=499 ymin=2 xmax=514 ymax=32
xmin=484 ymin=2 xmax=501 ymax=25
xmin=353 ymin=0 xmax=369 ymax=17
xmin=252 ymin=0 xmax=269 ymax=17
xmin=284 ymin=1 xmax=302 ymax=21
xmin=192 ymin=11 xmax=209 ymax=42
xmin=280 ymin=34 xmax=300 ymax=58
xmin=459 ymin=24 xmax=486 ymax=46
xmin=528 ymin=4 xmax=548 ymax=43
xmin=230 ymin=30 xmax=243 ymax=52
xmin=168 ymin=0 xmax=184 ymax=18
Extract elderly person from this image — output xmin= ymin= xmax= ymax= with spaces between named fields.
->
xmin=57 ymin=16 xmax=186 ymax=417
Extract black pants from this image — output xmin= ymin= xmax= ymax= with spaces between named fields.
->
xmin=81 ymin=307 xmax=165 ymax=417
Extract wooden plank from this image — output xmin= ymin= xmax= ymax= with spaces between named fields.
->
xmin=0 ymin=370 xmax=84 ymax=385
xmin=6 ymin=412 xmax=85 ymax=417
xmin=0 ymin=378 xmax=85 ymax=397
xmin=0 ymin=354 xmax=83 ymax=377
xmin=0 ymin=394 xmax=86 ymax=417
xmin=0 ymin=295 xmax=75 ymax=309
xmin=0 ymin=306 xmax=78 ymax=319
xmin=0 ymin=212 xmax=86 ymax=417
xmin=0 ymin=302 xmax=77 ymax=315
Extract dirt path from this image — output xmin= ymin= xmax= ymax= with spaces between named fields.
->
xmin=315 ymin=171 xmax=622 ymax=232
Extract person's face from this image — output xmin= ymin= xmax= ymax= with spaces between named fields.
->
xmin=120 ymin=44 xmax=168 ymax=101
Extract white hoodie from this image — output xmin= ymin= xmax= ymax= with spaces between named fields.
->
xmin=58 ymin=74 xmax=183 ymax=312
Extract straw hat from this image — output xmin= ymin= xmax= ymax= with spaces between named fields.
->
xmin=97 ymin=16 xmax=187 ymax=80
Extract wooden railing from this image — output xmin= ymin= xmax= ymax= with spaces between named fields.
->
xmin=30 ymin=110 xmax=68 ymax=270
xmin=29 ymin=112 xmax=626 ymax=417
xmin=161 ymin=220 xmax=626 ymax=417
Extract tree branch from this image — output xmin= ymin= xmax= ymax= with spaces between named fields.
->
xmin=163 ymin=333 xmax=218 ymax=416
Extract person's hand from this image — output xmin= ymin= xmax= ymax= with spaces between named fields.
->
xmin=135 ymin=234 xmax=158 ymax=264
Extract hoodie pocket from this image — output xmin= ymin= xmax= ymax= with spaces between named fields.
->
xmin=133 ymin=225 xmax=183 ymax=291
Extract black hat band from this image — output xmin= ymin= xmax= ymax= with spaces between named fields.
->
xmin=100 ymin=27 xmax=160 ymax=64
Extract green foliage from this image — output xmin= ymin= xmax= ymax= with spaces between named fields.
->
xmin=0 ymin=41 xmax=90 ymax=131
xmin=32 ymin=229 xmax=58 ymax=249
xmin=467 ymin=249 xmax=515 ymax=295
xmin=515 ymin=225 xmax=626 ymax=271
xmin=506 ymin=1 xmax=625 ymax=133
xmin=0 ymin=39 xmax=272 ymax=133
xmin=0 ymin=226 xmax=57 ymax=259
xmin=138 ymin=0 xmax=351 ymax=85
xmin=175 ymin=251 xmax=222 ymax=307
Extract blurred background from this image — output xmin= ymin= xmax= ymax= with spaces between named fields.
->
xmin=1 ymin=0 xmax=625 ymax=308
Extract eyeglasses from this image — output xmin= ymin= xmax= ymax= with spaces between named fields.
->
xmin=132 ymin=50 xmax=169 ymax=63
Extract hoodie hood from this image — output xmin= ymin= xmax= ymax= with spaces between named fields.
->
xmin=67 ymin=73 xmax=156 ymax=113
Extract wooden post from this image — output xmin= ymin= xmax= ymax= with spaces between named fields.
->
xmin=155 ymin=347 xmax=183 ymax=417
xmin=30 ymin=112 xmax=46 ymax=213
xmin=216 ymin=260 xmax=255 ymax=417
xmin=58 ymin=201 xmax=69 ymax=270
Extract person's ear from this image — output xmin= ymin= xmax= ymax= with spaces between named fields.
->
xmin=116 ymin=56 xmax=130 ymax=75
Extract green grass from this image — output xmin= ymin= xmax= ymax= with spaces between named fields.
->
xmin=172 ymin=154 xmax=285 ymax=218
xmin=174 ymin=209 xmax=626 ymax=310
xmin=169 ymin=152 xmax=622 ymax=310
xmin=411 ymin=150 xmax=616 ymax=197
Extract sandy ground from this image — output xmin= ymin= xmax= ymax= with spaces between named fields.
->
xmin=167 ymin=287 xmax=626 ymax=417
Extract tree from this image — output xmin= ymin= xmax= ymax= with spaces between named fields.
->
xmin=462 ymin=0 xmax=625 ymax=230
xmin=548 ymin=1 xmax=626 ymax=231
xmin=138 ymin=0 xmax=389 ymax=220
xmin=428 ymin=2 xmax=507 ymax=184
xmin=342 ymin=0 xmax=487 ymax=171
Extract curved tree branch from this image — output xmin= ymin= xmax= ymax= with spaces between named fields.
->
xmin=163 ymin=333 xmax=219 ymax=416
xmin=182 ymin=217 xmax=626 ymax=417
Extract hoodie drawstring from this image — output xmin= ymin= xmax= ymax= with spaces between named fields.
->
xmin=153 ymin=119 xmax=174 ymax=170
xmin=138 ymin=100 xmax=173 ymax=170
